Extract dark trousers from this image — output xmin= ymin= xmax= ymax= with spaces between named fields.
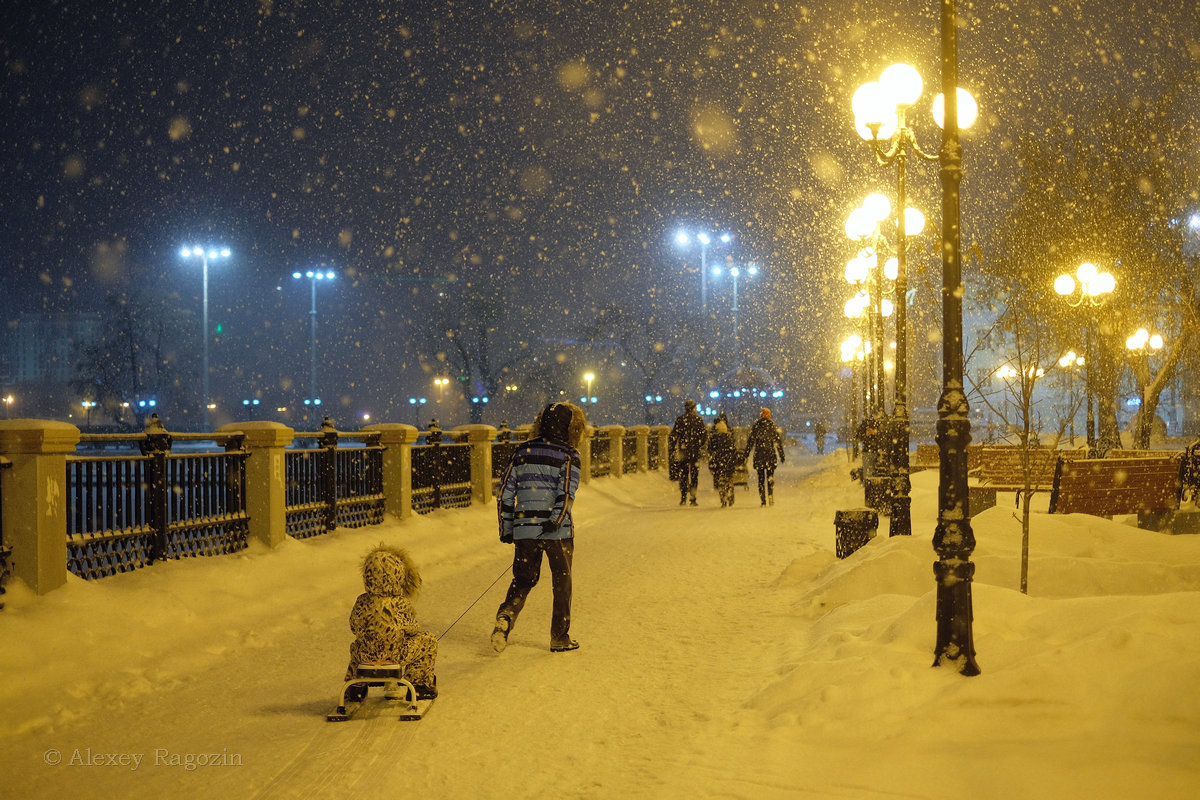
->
xmin=756 ymin=466 xmax=777 ymax=502
xmin=498 ymin=538 xmax=574 ymax=643
xmin=677 ymin=459 xmax=700 ymax=499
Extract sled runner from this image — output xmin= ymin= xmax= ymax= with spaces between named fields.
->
xmin=327 ymin=664 xmax=436 ymax=722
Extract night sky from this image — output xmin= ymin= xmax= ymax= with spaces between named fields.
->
xmin=1 ymin=0 xmax=1195 ymax=426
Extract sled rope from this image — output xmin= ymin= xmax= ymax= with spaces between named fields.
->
xmin=437 ymin=563 xmax=512 ymax=641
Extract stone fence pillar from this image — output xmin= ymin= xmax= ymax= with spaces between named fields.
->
xmin=627 ymin=425 xmax=650 ymax=473
xmin=454 ymin=424 xmax=498 ymax=505
xmin=362 ymin=423 xmax=420 ymax=520
xmin=578 ymin=427 xmax=593 ymax=483
xmin=0 ymin=420 xmax=80 ymax=595
xmin=652 ymin=425 xmax=672 ymax=471
xmin=600 ymin=425 xmax=626 ymax=477
xmin=219 ymin=421 xmax=293 ymax=548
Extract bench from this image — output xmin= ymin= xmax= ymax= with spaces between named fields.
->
xmin=910 ymin=442 xmax=981 ymax=473
xmin=968 ymin=445 xmax=1086 ymax=512
xmin=833 ymin=508 xmax=878 ymax=559
xmin=911 ymin=443 xmax=940 ymax=472
xmin=1049 ymin=454 xmax=1185 ymax=530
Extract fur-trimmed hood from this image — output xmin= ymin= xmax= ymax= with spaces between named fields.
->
xmin=359 ymin=543 xmax=422 ymax=599
xmin=534 ymin=402 xmax=586 ymax=449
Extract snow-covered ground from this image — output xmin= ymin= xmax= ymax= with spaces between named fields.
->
xmin=3 ymin=449 xmax=1199 ymax=799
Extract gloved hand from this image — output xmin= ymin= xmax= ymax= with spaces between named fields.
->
xmin=501 ymin=531 xmax=513 ymax=544
xmin=541 ymin=520 xmax=560 ymax=535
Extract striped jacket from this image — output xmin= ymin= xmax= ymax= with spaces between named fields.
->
xmin=497 ymin=437 xmax=581 ymax=542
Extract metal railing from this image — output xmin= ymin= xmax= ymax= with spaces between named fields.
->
xmin=65 ymin=419 xmax=249 ymax=580
xmin=0 ymin=458 xmax=10 ymax=608
xmin=285 ymin=418 xmax=385 ymax=538
xmin=411 ymin=422 xmax=472 ymax=514
xmin=622 ymin=433 xmax=638 ymax=474
xmin=591 ymin=436 xmax=612 ymax=477
xmin=5 ymin=415 xmax=671 ymax=590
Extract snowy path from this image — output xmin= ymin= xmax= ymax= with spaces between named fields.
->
xmin=4 ymin=451 xmax=1200 ymax=799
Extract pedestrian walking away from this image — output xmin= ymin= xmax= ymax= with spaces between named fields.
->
xmin=744 ymin=407 xmax=786 ymax=506
xmin=707 ymin=414 xmax=739 ymax=507
xmin=493 ymin=402 xmax=586 ymax=654
xmin=814 ymin=419 xmax=827 ymax=455
xmin=669 ymin=399 xmax=708 ymax=506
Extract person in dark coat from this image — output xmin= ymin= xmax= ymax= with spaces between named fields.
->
xmin=707 ymin=416 xmax=739 ymax=507
xmin=668 ymin=399 xmax=708 ymax=505
xmin=744 ymin=407 xmax=786 ymax=506
xmin=814 ymin=419 xmax=828 ymax=455
xmin=493 ymin=402 xmax=586 ymax=653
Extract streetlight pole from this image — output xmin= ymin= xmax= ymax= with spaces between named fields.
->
xmin=932 ymin=0 xmax=979 ymax=675
xmin=841 ymin=336 xmax=866 ymax=460
xmin=853 ymin=63 xmax=953 ymax=537
xmin=675 ymin=229 xmax=732 ymax=314
xmin=1125 ymin=327 xmax=1164 ymax=448
xmin=292 ymin=269 xmax=336 ymax=407
xmin=1054 ymin=263 xmax=1116 ymax=454
xmin=845 ymin=198 xmax=903 ymax=512
xmin=711 ymin=264 xmax=758 ymax=368
xmin=181 ymin=245 xmax=231 ymax=430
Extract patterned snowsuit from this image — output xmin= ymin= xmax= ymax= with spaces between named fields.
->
xmin=344 ymin=544 xmax=437 ymax=689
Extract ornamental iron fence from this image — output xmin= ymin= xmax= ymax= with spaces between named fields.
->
xmin=284 ymin=418 xmax=385 ymax=539
xmin=65 ymin=417 xmax=249 ymax=580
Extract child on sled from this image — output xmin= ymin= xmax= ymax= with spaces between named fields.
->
xmin=344 ymin=543 xmax=438 ymax=702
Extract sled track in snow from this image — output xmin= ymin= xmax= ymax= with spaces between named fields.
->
xmin=250 ymin=700 xmax=420 ymax=799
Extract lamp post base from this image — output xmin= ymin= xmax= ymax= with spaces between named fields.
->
xmin=888 ymin=488 xmax=911 ymax=537
xmin=932 ymin=554 xmax=980 ymax=675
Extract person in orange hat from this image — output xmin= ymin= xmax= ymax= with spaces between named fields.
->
xmin=744 ymin=407 xmax=785 ymax=506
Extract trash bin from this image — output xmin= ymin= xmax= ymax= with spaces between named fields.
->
xmin=834 ymin=508 xmax=878 ymax=559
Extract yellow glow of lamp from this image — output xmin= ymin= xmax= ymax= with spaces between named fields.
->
xmin=879 ymin=63 xmax=924 ymax=107
xmin=852 ymin=82 xmax=898 ymax=141
xmin=932 ymin=87 xmax=979 ymax=129
xmin=902 ymin=207 xmax=926 ymax=235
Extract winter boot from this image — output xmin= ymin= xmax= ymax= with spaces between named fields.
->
xmin=550 ymin=638 xmax=580 ymax=652
xmin=491 ymin=614 xmax=512 ymax=653
xmin=414 ymin=676 xmax=438 ymax=699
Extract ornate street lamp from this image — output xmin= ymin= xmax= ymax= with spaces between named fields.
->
xmin=1125 ymin=326 xmax=1165 ymax=446
xmin=846 ymin=195 xmax=909 ymax=507
xmin=931 ymin=0 xmax=980 ymax=675
xmin=854 ymin=62 xmax=964 ymax=537
xmin=846 ymin=186 xmax=926 ymax=532
xmin=840 ymin=335 xmax=867 ymax=460
xmin=1054 ymin=262 xmax=1116 ymax=453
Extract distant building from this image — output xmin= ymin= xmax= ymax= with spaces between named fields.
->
xmin=4 ymin=313 xmax=101 ymax=383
